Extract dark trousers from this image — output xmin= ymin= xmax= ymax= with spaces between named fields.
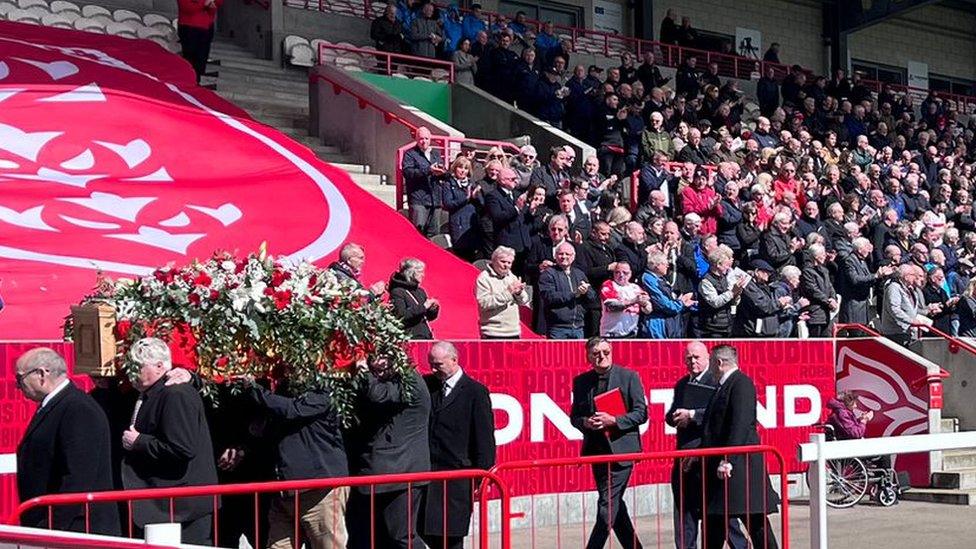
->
xmin=347 ymin=487 xmax=423 ymax=549
xmin=177 ymin=24 xmax=214 ymax=82
xmin=807 ymin=322 xmax=830 ymax=338
xmin=704 ymin=513 xmax=778 ymax=549
xmin=587 ymin=463 xmax=642 ymax=549
xmin=584 ymin=307 xmax=602 ymax=338
xmin=421 ymin=534 xmax=464 ymax=549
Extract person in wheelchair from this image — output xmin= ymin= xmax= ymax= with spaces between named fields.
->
xmin=827 ymin=391 xmax=891 ymax=468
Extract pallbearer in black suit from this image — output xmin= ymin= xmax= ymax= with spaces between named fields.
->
xmin=420 ymin=341 xmax=497 ymax=549
xmin=701 ymin=345 xmax=780 ymax=549
xmin=15 ymin=348 xmax=119 ymax=535
xmin=570 ymin=337 xmax=647 ymax=549
xmin=121 ymin=338 xmax=219 ymax=546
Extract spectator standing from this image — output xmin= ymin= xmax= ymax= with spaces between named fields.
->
xmin=177 ymin=0 xmax=222 ymax=83
xmin=675 ymin=56 xmax=701 ymax=99
xmin=923 ymin=267 xmax=959 ymax=335
xmin=409 ymin=3 xmax=443 ymax=59
xmin=371 ymin=5 xmax=406 ymax=53
xmin=614 ymin=221 xmax=649 ymax=280
xmin=698 ymin=245 xmax=747 ymax=338
xmin=452 ymin=38 xmax=478 ymax=85
xmin=642 ymin=252 xmax=696 ymax=338
xmin=642 ymin=111 xmax=675 ymax=161
xmin=800 ymin=243 xmax=838 ymax=337
xmin=511 ymin=144 xmax=540 ymax=189
xmin=530 ymin=146 xmax=571 ymax=208
xmin=402 ymin=127 xmax=446 ymax=237
xmin=122 ymin=338 xmax=219 ymax=545
xmin=251 ymin=380 xmax=350 ymax=549
xmin=485 ymin=168 xmax=533 ymax=272
xmin=760 ymin=212 xmax=801 ymax=269
xmin=637 ymin=51 xmax=670 ymax=91
xmin=539 ymin=242 xmax=593 ymax=338
xmin=346 ymin=356 xmax=431 ymax=549
xmin=441 ymin=157 xmax=483 ymax=261
xmin=756 ymin=67 xmax=780 ymax=117
xmin=680 ymin=167 xmax=723 ymax=235
xmin=838 ymin=238 xmax=894 ymax=324
xmin=533 ymin=66 xmax=568 ymax=126
xmin=328 ymin=243 xmax=388 ymax=297
xmin=763 ymin=43 xmax=780 ymax=63
xmin=475 ymin=246 xmax=530 ymax=339
xmin=732 ymin=260 xmax=787 ymax=337
xmin=488 ymin=33 xmax=520 ymax=103
xmin=659 ymin=8 xmax=678 ymax=44
xmin=389 ymin=258 xmax=439 ymax=339
xmin=577 ymin=222 xmax=620 ymax=336
xmin=701 ymin=345 xmax=780 ymax=549
xmin=570 ymin=337 xmax=647 ymax=549
xmin=676 ymin=16 xmax=698 ymax=48
xmin=957 ymin=278 xmax=976 ymax=337
xmin=421 ymin=342 xmax=496 ymax=549
xmin=461 ymin=3 xmax=487 ymax=41
xmin=599 ymin=262 xmax=652 ymax=338
xmin=534 ymin=21 xmax=560 ymax=63
xmin=15 ymin=348 xmax=119 ymax=535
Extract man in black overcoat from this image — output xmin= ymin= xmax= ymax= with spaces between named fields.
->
xmin=346 ymin=355 xmax=431 ymax=549
xmin=15 ymin=348 xmax=119 ymax=535
xmin=700 ymin=345 xmax=780 ymax=549
xmin=420 ymin=341 xmax=496 ymax=549
xmin=570 ymin=337 xmax=647 ymax=549
xmin=121 ymin=338 xmax=219 ymax=546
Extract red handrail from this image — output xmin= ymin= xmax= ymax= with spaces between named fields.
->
xmin=629 ymin=161 xmax=716 ymax=212
xmin=858 ymin=78 xmax=976 ymax=114
xmin=912 ymin=322 xmax=976 ymax=357
xmin=490 ymin=445 xmax=790 ymax=549
xmin=395 ymin=137 xmax=522 ymax=211
xmin=0 ymin=529 xmax=176 ymax=549
xmin=318 ymin=43 xmax=456 ymax=83
xmin=10 ymin=469 xmax=511 ymax=549
xmin=832 ymin=322 xmax=884 ymax=338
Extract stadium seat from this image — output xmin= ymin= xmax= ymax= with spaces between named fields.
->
xmin=80 ymin=4 xmax=108 ymax=17
xmin=49 ymin=0 xmax=79 ymax=13
xmin=142 ymin=13 xmax=170 ymax=29
xmin=0 ymin=2 xmax=16 ymax=16
xmin=17 ymin=0 xmax=48 ymax=9
xmin=310 ymin=38 xmax=331 ymax=61
xmin=72 ymin=16 xmax=101 ymax=32
xmin=431 ymin=234 xmax=452 ymax=250
xmin=290 ymin=43 xmax=315 ymax=67
xmin=112 ymin=8 xmax=140 ymax=23
xmin=8 ymin=7 xmax=42 ymax=23
xmin=41 ymin=12 xmax=73 ymax=27
xmin=105 ymin=21 xmax=136 ymax=38
xmin=430 ymin=68 xmax=449 ymax=82
xmin=136 ymin=25 xmax=168 ymax=40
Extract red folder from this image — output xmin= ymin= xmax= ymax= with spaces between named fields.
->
xmin=594 ymin=387 xmax=626 ymax=416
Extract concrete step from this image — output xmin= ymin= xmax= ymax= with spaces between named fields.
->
xmin=942 ymin=417 xmax=960 ymax=433
xmin=900 ymin=487 xmax=976 ymax=505
xmin=207 ymin=57 xmax=283 ymax=74
xmin=932 ymin=468 xmax=976 ymax=489
xmin=214 ymin=67 xmax=309 ymax=87
xmin=346 ymin=172 xmax=386 ymax=186
xmin=328 ymin=162 xmax=370 ymax=174
xmin=943 ymin=449 xmax=976 ymax=471
xmin=250 ymin=113 xmax=309 ymax=129
xmin=210 ymin=51 xmax=278 ymax=68
xmin=319 ymin=152 xmax=360 ymax=164
xmin=218 ymin=96 xmax=309 ymax=118
xmin=356 ymin=182 xmax=396 ymax=208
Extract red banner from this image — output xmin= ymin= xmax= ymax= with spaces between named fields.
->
xmin=0 ymin=21 xmax=492 ymax=340
xmin=0 ymin=340 xmax=834 ymax=517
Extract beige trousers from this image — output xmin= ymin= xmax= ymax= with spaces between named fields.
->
xmin=267 ymin=487 xmax=349 ymax=549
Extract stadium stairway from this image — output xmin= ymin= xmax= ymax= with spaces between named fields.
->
xmin=900 ymin=417 xmax=976 ymax=505
xmin=207 ymin=38 xmax=395 ymax=207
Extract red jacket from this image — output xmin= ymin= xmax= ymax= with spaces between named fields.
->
xmin=680 ymin=185 xmax=722 ymax=235
xmin=178 ymin=0 xmax=221 ymax=29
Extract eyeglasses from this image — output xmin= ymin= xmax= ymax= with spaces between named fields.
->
xmin=589 ymin=349 xmax=612 ymax=356
xmin=15 ymin=367 xmax=43 ymax=387
xmin=489 ymin=154 xmax=505 ymax=159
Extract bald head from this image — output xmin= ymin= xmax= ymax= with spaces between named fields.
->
xmin=684 ymin=341 xmax=709 ymax=375
xmin=15 ymin=347 xmax=68 ymax=403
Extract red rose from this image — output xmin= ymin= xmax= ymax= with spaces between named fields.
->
xmin=308 ymin=274 xmax=318 ymax=288
xmin=193 ymin=272 xmax=212 ymax=287
xmin=304 ymin=296 xmax=314 ymax=306
xmin=210 ymin=290 xmax=220 ymax=300
xmin=154 ymin=269 xmax=174 ymax=283
xmin=188 ymin=292 xmax=201 ymax=305
xmin=115 ymin=319 xmax=132 ymax=339
xmin=215 ymin=356 xmax=230 ymax=368
xmin=273 ymin=290 xmax=293 ymax=310
xmin=271 ymin=270 xmax=291 ymax=288
xmin=235 ymin=261 xmax=246 ymax=274
xmin=264 ymin=287 xmax=275 ymax=296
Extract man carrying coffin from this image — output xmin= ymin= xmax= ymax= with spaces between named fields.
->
xmin=570 ymin=337 xmax=647 ymax=549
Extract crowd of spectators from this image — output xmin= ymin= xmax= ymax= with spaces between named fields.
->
xmin=383 ymin=3 xmax=976 ymax=345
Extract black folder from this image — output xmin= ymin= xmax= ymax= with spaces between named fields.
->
xmin=681 ymin=380 xmax=717 ymax=410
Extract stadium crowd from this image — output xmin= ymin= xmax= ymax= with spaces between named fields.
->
xmin=379 ymin=3 xmax=976 ymax=344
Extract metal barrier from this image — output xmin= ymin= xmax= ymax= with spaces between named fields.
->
xmin=629 ymin=162 xmax=717 ymax=212
xmin=395 ymin=137 xmax=523 ymax=211
xmin=318 ymin=43 xmax=456 ymax=83
xmin=912 ymin=322 xmax=976 ymax=357
xmin=491 ymin=445 xmax=789 ymax=549
xmin=800 ymin=431 xmax=976 ymax=549
xmin=832 ymin=322 xmax=884 ymax=338
xmin=9 ymin=470 xmax=510 ymax=549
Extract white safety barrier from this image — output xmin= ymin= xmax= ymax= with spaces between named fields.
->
xmin=799 ymin=431 xmax=976 ymax=549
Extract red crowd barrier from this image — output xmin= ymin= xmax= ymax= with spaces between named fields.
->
xmin=491 ymin=445 xmax=789 ymax=549
xmin=9 ymin=470 xmax=510 ymax=549
xmin=318 ymin=43 xmax=456 ymax=83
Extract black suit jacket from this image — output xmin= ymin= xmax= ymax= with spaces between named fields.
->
xmin=701 ymin=370 xmax=780 ymax=515
xmin=665 ymin=372 xmax=716 ymax=450
xmin=17 ymin=382 xmax=119 ymax=534
xmin=122 ymin=380 xmax=218 ymax=526
xmin=484 ymin=188 xmax=532 ymax=253
xmin=347 ymin=369 xmax=431 ymax=493
xmin=570 ymin=365 xmax=647 ymax=456
xmin=421 ymin=372 xmax=497 ymax=536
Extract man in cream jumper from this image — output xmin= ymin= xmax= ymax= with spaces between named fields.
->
xmin=476 ymin=246 xmax=530 ymax=338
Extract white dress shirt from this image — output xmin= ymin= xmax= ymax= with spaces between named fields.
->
xmin=40 ymin=378 xmax=70 ymax=409
xmin=442 ymin=367 xmax=464 ymax=398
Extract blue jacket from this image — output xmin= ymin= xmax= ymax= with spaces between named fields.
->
xmin=462 ymin=14 xmax=487 ymax=41
xmin=534 ymin=31 xmax=559 ymax=57
xmin=533 ymin=78 xmax=565 ymax=125
xmin=441 ymin=9 xmax=464 ymax=53
xmin=640 ymin=271 xmax=686 ymax=338
xmin=395 ymin=0 xmax=417 ymax=29
xmin=538 ymin=266 xmax=593 ymax=331
xmin=441 ymin=178 xmax=481 ymax=251
xmin=401 ymin=145 xmax=443 ymax=207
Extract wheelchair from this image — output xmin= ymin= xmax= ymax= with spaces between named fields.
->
xmin=805 ymin=424 xmax=905 ymax=508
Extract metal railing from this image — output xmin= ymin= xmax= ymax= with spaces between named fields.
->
xmin=318 ymin=43 xmax=455 ymax=83
xmin=800 ymin=431 xmax=976 ymax=549
xmin=831 ymin=322 xmax=884 ymax=338
xmin=395 ymin=137 xmax=523 ymax=211
xmin=9 ymin=469 xmax=510 ymax=549
xmin=491 ymin=445 xmax=790 ymax=549
xmin=912 ymin=322 xmax=976 ymax=357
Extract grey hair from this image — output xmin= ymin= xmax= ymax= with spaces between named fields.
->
xmin=711 ymin=344 xmax=739 ymax=366
xmin=647 ymin=252 xmax=668 ymax=268
xmin=780 ymin=265 xmax=801 ymax=281
xmin=491 ymin=246 xmax=516 ymax=261
xmin=773 ymin=211 xmax=792 ymax=225
xmin=707 ymin=245 xmax=734 ymax=266
xmin=808 ymin=243 xmax=826 ymax=257
xmin=852 ymin=237 xmax=871 ymax=252
xmin=19 ymin=347 xmax=67 ymax=377
xmin=130 ymin=337 xmax=172 ymax=370
xmin=548 ymin=214 xmax=569 ymax=230
xmin=843 ymin=222 xmax=860 ymax=235
xmin=430 ymin=340 xmax=458 ymax=359
xmin=339 ymin=243 xmax=364 ymax=261
xmin=398 ymin=257 xmax=426 ymax=283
